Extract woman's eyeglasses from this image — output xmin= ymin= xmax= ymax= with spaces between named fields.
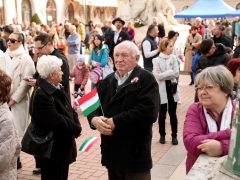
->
xmin=196 ymin=85 xmax=217 ymax=93
xmin=8 ymin=39 xmax=19 ymax=43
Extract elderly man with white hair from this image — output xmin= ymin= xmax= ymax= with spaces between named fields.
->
xmin=30 ymin=55 xmax=82 ymax=180
xmin=66 ymin=25 xmax=81 ymax=71
xmin=87 ymin=41 xmax=160 ymax=180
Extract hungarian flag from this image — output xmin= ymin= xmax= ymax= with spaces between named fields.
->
xmin=78 ymin=88 xmax=101 ymax=116
xmin=79 ymin=136 xmax=100 ymax=152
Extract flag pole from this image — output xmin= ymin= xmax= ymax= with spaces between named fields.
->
xmin=100 ymin=103 xmax=105 ymax=117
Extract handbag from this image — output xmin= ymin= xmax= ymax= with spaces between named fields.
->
xmin=21 ymin=123 xmax=54 ymax=159
xmin=21 ymin=88 xmax=54 ymax=159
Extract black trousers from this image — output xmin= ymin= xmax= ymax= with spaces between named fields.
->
xmin=40 ymin=159 xmax=69 ymax=180
xmin=159 ymin=80 xmax=178 ymax=138
xmin=108 ymin=169 xmax=151 ymax=180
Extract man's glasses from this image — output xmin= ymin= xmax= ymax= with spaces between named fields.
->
xmin=8 ymin=39 xmax=18 ymax=43
xmin=35 ymin=42 xmax=48 ymax=50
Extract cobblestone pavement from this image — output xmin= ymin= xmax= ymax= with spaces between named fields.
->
xmin=17 ymin=74 xmax=195 ymax=180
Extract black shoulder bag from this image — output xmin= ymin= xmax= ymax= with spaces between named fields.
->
xmin=21 ymin=88 xmax=54 ymax=159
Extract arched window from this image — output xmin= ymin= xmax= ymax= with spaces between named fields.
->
xmin=22 ymin=0 xmax=32 ymax=22
xmin=0 ymin=0 xmax=5 ymax=25
xmin=236 ymin=3 xmax=240 ymax=10
xmin=68 ymin=3 xmax=74 ymax=23
xmin=46 ymin=0 xmax=57 ymax=26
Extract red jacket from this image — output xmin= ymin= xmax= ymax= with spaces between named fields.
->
xmin=183 ymin=103 xmax=231 ymax=174
xmin=70 ymin=65 xmax=89 ymax=86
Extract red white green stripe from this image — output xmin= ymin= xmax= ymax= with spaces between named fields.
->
xmin=79 ymin=136 xmax=100 ymax=152
xmin=78 ymin=88 xmax=100 ymax=116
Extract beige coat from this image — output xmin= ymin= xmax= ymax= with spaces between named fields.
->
xmin=6 ymin=45 xmax=35 ymax=138
xmin=184 ymin=33 xmax=202 ymax=72
xmin=0 ymin=103 xmax=21 ymax=180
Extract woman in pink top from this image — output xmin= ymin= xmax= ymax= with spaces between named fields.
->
xmin=184 ymin=65 xmax=234 ymax=174
xmin=126 ymin=21 xmax=135 ymax=42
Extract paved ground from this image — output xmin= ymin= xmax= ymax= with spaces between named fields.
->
xmin=17 ymin=74 xmax=195 ymax=180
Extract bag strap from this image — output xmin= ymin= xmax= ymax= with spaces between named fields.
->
xmin=29 ymin=87 xmax=40 ymax=116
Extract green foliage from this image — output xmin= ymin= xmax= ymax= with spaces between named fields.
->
xmin=31 ymin=13 xmax=41 ymax=24
xmin=134 ymin=18 xmax=145 ymax=28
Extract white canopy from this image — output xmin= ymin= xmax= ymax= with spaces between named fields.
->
xmin=75 ymin=0 xmax=118 ymax=7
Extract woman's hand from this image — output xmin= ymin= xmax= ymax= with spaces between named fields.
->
xmin=8 ymin=98 xmax=16 ymax=108
xmin=197 ymin=139 xmax=223 ymax=157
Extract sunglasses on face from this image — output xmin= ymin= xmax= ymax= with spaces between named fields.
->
xmin=8 ymin=38 xmax=19 ymax=43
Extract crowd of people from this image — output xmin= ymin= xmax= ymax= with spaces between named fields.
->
xmin=0 ymin=14 xmax=239 ymax=180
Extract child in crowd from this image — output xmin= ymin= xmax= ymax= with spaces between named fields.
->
xmin=70 ymin=54 xmax=89 ymax=95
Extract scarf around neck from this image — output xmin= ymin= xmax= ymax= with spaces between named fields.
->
xmin=204 ymin=97 xmax=232 ymax=133
xmin=6 ymin=45 xmax=26 ymax=58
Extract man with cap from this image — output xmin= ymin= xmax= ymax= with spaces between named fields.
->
xmin=108 ymin=17 xmax=130 ymax=66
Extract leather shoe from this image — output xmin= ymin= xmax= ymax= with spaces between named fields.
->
xmin=33 ymin=168 xmax=41 ymax=175
xmin=17 ymin=157 xmax=22 ymax=169
xmin=172 ymin=137 xmax=178 ymax=145
xmin=159 ymin=136 xmax=166 ymax=144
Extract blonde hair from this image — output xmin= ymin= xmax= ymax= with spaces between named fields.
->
xmin=127 ymin=21 xmax=135 ymax=29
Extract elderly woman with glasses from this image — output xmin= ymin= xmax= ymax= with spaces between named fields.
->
xmin=183 ymin=65 xmax=234 ymax=174
xmin=30 ymin=55 xmax=81 ymax=179
xmin=2 ymin=32 xmax=35 ymax=169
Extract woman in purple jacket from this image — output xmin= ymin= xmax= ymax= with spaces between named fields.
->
xmin=184 ymin=65 xmax=234 ymax=174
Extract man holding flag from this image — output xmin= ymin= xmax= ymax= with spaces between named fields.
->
xmin=85 ymin=41 xmax=160 ymax=180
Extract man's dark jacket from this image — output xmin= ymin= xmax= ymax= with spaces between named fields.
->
xmin=87 ymin=65 xmax=160 ymax=171
xmin=213 ymin=34 xmax=232 ymax=49
xmin=0 ymin=38 xmax=7 ymax=52
xmin=108 ymin=30 xmax=130 ymax=60
xmin=196 ymin=43 xmax=230 ymax=72
xmin=50 ymin=48 xmax=70 ymax=98
xmin=233 ymin=46 xmax=240 ymax=58
xmin=141 ymin=35 xmax=159 ymax=72
xmin=30 ymin=78 xmax=81 ymax=165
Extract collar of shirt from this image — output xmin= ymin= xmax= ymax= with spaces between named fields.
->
xmin=114 ymin=30 xmax=121 ymax=43
xmin=51 ymin=83 xmax=61 ymax=90
xmin=114 ymin=70 xmax=133 ymax=86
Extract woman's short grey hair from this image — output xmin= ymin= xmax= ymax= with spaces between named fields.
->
xmin=195 ymin=65 xmax=234 ymax=96
xmin=114 ymin=40 xmax=140 ymax=58
xmin=37 ymin=55 xmax=63 ymax=79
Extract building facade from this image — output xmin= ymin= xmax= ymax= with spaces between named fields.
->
xmin=0 ymin=0 xmax=117 ymax=25
xmin=0 ymin=0 xmax=239 ymax=26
